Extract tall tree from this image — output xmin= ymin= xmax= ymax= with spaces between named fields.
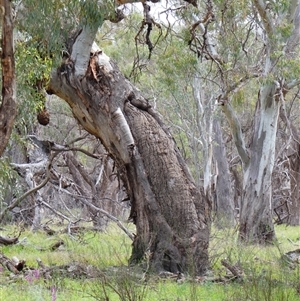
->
xmin=234 ymin=0 xmax=300 ymax=242
xmin=0 ymin=0 xmax=17 ymax=157
xmin=187 ymin=0 xmax=300 ymax=242
xmin=14 ymin=0 xmax=210 ymax=275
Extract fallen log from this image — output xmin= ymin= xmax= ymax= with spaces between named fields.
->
xmin=50 ymin=240 xmax=64 ymax=251
xmin=0 ymin=235 xmax=19 ymax=245
xmin=0 ymin=253 xmax=20 ymax=274
xmin=221 ymin=259 xmax=243 ymax=281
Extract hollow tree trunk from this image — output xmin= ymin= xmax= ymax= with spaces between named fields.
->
xmin=239 ymin=84 xmax=280 ymax=243
xmin=48 ymin=33 xmax=210 ymax=275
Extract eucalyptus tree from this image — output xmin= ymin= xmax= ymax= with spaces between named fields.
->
xmin=10 ymin=0 xmax=210 ymax=275
xmin=0 ymin=0 xmax=17 ymax=157
xmin=187 ymin=0 xmax=300 ymax=243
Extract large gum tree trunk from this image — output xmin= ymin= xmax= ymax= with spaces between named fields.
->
xmin=239 ymin=84 xmax=280 ymax=243
xmin=48 ymin=29 xmax=210 ymax=275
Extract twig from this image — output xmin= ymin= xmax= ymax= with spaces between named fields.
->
xmin=287 ymin=238 xmax=300 ymax=247
xmin=221 ymin=259 xmax=243 ymax=281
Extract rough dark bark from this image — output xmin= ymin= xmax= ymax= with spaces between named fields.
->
xmin=48 ymin=41 xmax=210 ymax=275
xmin=0 ymin=0 xmax=17 ymax=157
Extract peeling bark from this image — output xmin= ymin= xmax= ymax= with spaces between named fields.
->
xmin=239 ymin=84 xmax=280 ymax=243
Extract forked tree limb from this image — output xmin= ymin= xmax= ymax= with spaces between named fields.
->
xmin=221 ymin=102 xmax=250 ymax=167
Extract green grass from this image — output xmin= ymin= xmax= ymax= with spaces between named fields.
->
xmin=0 ymin=223 xmax=300 ymax=301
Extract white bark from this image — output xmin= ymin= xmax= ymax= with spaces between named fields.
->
xmin=239 ymin=83 xmax=280 ymax=242
xmin=250 ymin=85 xmax=279 ymax=195
xmin=193 ymin=74 xmax=213 ymax=195
xmin=91 ymin=42 xmax=113 ymax=72
xmin=112 ymin=108 xmax=135 ymax=147
xmin=71 ymin=26 xmax=99 ymax=77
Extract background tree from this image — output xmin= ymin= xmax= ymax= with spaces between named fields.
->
xmin=0 ymin=0 xmax=17 ymax=157
xmin=183 ymin=0 xmax=300 ymax=242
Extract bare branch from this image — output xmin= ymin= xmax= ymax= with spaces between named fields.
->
xmin=0 ymin=152 xmax=58 ymax=223
xmin=223 ymin=74 xmax=259 ymax=100
xmin=28 ymin=135 xmax=101 ymax=159
xmin=78 ymin=196 xmax=134 ymax=241
xmin=190 ymin=14 xmax=223 ymax=65
xmin=285 ymin=79 xmax=300 ymax=91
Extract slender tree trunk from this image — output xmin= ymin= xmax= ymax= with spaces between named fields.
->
xmin=279 ymin=109 xmax=300 ymax=226
xmin=48 ymin=33 xmax=210 ymax=274
xmin=0 ymin=0 xmax=17 ymax=157
xmin=239 ymin=84 xmax=280 ymax=243
xmin=193 ymin=74 xmax=213 ymax=196
xmin=212 ymin=118 xmax=235 ymax=228
xmin=289 ymin=145 xmax=300 ymax=225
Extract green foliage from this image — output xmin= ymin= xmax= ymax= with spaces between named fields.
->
xmin=15 ymin=41 xmax=53 ymax=126
xmin=16 ymin=41 xmax=53 ymax=87
xmin=0 ymin=157 xmax=20 ymax=201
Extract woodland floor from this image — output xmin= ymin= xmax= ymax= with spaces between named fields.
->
xmin=0 ymin=221 xmax=300 ymax=301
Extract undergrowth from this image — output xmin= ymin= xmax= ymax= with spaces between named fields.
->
xmin=0 ymin=223 xmax=299 ymax=301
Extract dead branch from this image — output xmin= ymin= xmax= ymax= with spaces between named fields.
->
xmin=49 ymin=240 xmax=64 ymax=251
xmin=0 ymin=151 xmax=58 ymax=223
xmin=57 ymin=186 xmax=134 ymax=240
xmin=0 ymin=253 xmax=20 ymax=274
xmin=221 ymin=259 xmax=243 ymax=281
xmin=0 ymin=228 xmax=23 ymax=245
xmin=0 ymin=235 xmax=19 ymax=245
xmin=77 ymin=196 xmax=134 ymax=241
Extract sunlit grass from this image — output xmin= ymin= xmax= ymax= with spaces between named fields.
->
xmin=0 ymin=223 xmax=299 ymax=301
